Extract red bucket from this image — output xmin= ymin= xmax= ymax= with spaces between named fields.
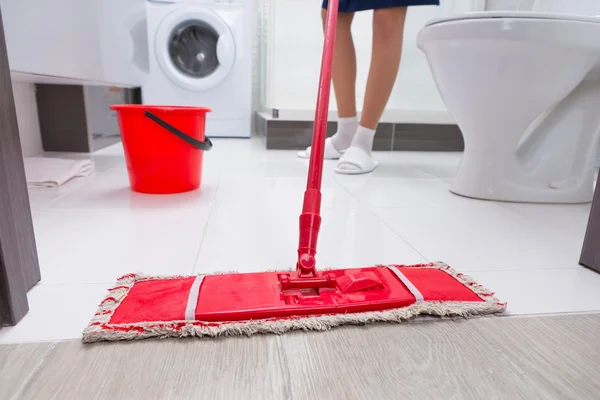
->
xmin=111 ymin=105 xmax=212 ymax=194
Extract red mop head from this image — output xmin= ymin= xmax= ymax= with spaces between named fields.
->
xmin=82 ymin=262 xmax=506 ymax=343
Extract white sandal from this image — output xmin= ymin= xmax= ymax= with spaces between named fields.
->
xmin=297 ymin=138 xmax=345 ymax=160
xmin=334 ymin=147 xmax=379 ymax=175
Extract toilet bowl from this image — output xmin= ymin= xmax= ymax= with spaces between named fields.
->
xmin=417 ymin=11 xmax=600 ymax=203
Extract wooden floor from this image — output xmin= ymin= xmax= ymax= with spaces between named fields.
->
xmin=2 ymin=314 xmax=600 ymax=400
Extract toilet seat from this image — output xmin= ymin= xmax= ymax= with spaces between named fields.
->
xmin=420 ymin=11 xmax=600 ymax=53
xmin=425 ymin=11 xmax=600 ymax=27
xmin=417 ymin=11 xmax=600 ymax=203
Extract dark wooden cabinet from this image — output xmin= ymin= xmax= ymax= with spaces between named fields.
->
xmin=580 ymin=173 xmax=600 ymax=273
xmin=0 ymin=7 xmax=42 ymax=326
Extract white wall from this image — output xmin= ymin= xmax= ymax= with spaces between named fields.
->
xmin=252 ymin=0 xmax=262 ymax=130
xmin=261 ymin=0 xmax=482 ymax=121
xmin=12 ymin=81 xmax=43 ymax=157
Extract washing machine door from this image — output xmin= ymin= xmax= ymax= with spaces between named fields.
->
xmin=155 ymin=7 xmax=235 ymax=91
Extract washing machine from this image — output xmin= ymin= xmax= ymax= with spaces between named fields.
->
xmin=143 ymin=0 xmax=253 ymax=138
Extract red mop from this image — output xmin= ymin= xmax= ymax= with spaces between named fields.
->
xmin=83 ymin=0 xmax=505 ymax=343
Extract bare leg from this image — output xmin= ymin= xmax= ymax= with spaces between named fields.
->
xmin=335 ymin=7 xmax=407 ymax=174
xmin=323 ymin=9 xmax=357 ymax=119
xmin=360 ymin=7 xmax=407 ymax=130
xmin=300 ymin=10 xmax=358 ymax=159
xmin=322 ymin=9 xmax=359 ymax=153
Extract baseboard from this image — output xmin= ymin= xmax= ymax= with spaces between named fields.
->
xmin=256 ymin=112 xmax=464 ymax=152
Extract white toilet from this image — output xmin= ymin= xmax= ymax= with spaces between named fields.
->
xmin=417 ymin=1 xmax=600 ymax=203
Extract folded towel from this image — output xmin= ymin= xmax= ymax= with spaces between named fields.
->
xmin=24 ymin=157 xmax=95 ymax=188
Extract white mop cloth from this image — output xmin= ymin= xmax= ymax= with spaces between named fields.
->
xmin=24 ymin=157 xmax=95 ymax=188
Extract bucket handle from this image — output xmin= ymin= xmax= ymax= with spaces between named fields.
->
xmin=144 ymin=111 xmax=213 ymax=151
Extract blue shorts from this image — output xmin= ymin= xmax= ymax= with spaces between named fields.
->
xmin=322 ymin=0 xmax=439 ymax=12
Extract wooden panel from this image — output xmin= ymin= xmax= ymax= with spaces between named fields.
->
xmin=580 ymin=173 xmax=600 ymax=273
xmin=17 ymin=337 xmax=287 ymax=399
xmin=477 ymin=314 xmax=600 ymax=399
xmin=3 ymin=314 xmax=600 ymax=398
xmin=0 ymin=343 xmax=55 ymax=399
xmin=278 ymin=321 xmax=550 ymax=399
xmin=0 ymin=290 xmax=6 ymax=326
xmin=0 ymin=7 xmax=41 ymax=326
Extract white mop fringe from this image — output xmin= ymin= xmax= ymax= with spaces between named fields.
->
xmin=82 ymin=262 xmax=506 ymax=343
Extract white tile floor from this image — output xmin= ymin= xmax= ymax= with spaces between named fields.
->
xmin=1 ymin=137 xmax=599 ymax=344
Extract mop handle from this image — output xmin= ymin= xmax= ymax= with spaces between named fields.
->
xmin=295 ymin=0 xmax=339 ymax=278
xmin=306 ymin=0 xmax=338 ymax=195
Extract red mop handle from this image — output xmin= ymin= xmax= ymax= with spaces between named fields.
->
xmin=295 ymin=0 xmax=339 ymax=280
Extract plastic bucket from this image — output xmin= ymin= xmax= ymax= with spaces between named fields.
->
xmin=111 ymin=105 xmax=213 ymax=194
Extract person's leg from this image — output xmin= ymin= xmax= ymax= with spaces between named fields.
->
xmin=361 ymin=6 xmax=408 ymax=130
xmin=336 ymin=6 xmax=408 ymax=173
xmin=299 ymin=7 xmax=357 ymax=159
xmin=325 ymin=9 xmax=359 ymax=152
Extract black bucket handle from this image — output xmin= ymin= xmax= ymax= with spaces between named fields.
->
xmin=144 ymin=110 xmax=213 ymax=151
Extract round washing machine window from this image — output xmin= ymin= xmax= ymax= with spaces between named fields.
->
xmin=155 ymin=8 xmax=236 ymax=92
xmin=169 ymin=20 xmax=220 ymax=78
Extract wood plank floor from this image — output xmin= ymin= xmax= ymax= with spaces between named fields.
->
xmin=2 ymin=314 xmax=600 ymax=400
xmin=0 ymin=343 xmax=54 ymax=400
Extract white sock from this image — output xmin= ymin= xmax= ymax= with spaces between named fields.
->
xmin=330 ymin=116 xmax=358 ymax=152
xmin=349 ymin=125 xmax=376 ymax=155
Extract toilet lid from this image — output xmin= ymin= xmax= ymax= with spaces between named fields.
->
xmin=425 ymin=11 xmax=600 ymax=27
